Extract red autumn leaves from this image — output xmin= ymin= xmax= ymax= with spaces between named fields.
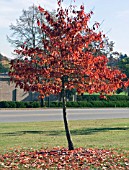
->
xmin=9 ymin=1 xmax=129 ymax=98
xmin=0 ymin=147 xmax=129 ymax=169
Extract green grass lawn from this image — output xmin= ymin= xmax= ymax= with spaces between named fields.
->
xmin=0 ymin=119 xmax=129 ymax=153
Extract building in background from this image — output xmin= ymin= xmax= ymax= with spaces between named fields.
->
xmin=0 ymin=73 xmax=38 ymax=101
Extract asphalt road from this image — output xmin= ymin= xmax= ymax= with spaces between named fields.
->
xmin=0 ymin=108 xmax=129 ymax=122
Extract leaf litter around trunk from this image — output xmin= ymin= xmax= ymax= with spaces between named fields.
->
xmin=0 ymin=147 xmax=129 ymax=169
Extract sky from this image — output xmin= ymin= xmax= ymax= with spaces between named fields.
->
xmin=0 ymin=0 xmax=129 ymax=59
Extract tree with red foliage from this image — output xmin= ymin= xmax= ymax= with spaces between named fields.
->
xmin=9 ymin=0 xmax=129 ymax=150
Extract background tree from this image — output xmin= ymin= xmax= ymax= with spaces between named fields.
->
xmin=0 ymin=63 xmax=9 ymax=73
xmin=7 ymin=5 xmax=55 ymax=51
xmin=110 ymin=53 xmax=129 ymax=95
xmin=117 ymin=54 xmax=129 ymax=78
xmin=9 ymin=0 xmax=129 ymax=150
xmin=0 ymin=53 xmax=9 ymax=73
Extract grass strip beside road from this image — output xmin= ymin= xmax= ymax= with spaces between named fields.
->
xmin=0 ymin=118 xmax=129 ymax=153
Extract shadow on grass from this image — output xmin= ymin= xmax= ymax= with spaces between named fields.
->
xmin=0 ymin=130 xmax=64 ymax=136
xmin=71 ymin=127 xmax=129 ymax=135
xmin=1 ymin=127 xmax=129 ymax=136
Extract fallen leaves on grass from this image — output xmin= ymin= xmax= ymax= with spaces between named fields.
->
xmin=0 ymin=147 xmax=129 ymax=169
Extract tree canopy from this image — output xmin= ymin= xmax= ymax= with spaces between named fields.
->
xmin=9 ymin=1 xmax=129 ymax=98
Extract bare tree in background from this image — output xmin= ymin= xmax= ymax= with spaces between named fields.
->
xmin=7 ymin=5 xmax=55 ymax=51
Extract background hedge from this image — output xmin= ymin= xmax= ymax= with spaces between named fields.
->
xmin=0 ymin=100 xmax=129 ymax=108
xmin=77 ymin=95 xmax=129 ymax=101
xmin=0 ymin=101 xmax=40 ymax=108
xmin=0 ymin=94 xmax=129 ymax=108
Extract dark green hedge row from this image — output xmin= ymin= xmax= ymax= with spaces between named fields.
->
xmin=47 ymin=101 xmax=129 ymax=108
xmin=77 ymin=95 xmax=129 ymax=101
xmin=0 ymin=101 xmax=40 ymax=108
xmin=0 ymin=101 xmax=129 ymax=108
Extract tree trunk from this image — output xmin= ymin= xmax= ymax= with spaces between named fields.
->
xmin=40 ymin=98 xmax=44 ymax=107
xmin=127 ymin=87 xmax=129 ymax=96
xmin=62 ymin=76 xmax=74 ymax=150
